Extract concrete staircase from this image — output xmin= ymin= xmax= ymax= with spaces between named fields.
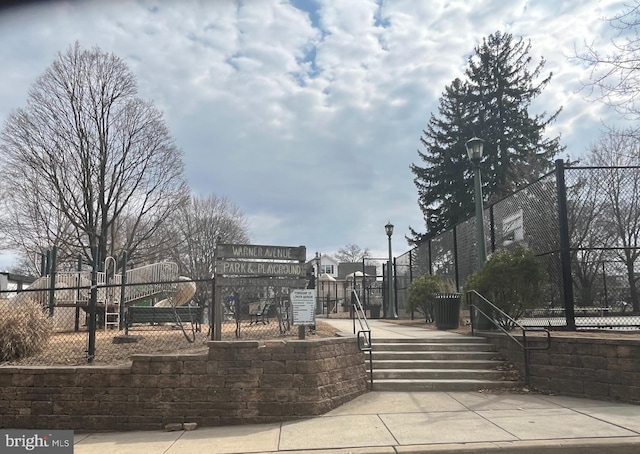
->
xmin=368 ymin=337 xmax=521 ymax=391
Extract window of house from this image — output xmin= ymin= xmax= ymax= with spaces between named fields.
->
xmin=321 ymin=264 xmax=334 ymax=274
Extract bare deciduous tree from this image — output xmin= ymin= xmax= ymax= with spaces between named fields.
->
xmin=587 ymin=128 xmax=640 ymax=312
xmin=567 ymin=174 xmax=609 ymax=307
xmin=576 ymin=1 xmax=640 ymax=120
xmin=169 ymin=194 xmax=250 ymax=279
xmin=334 ymin=243 xmax=371 ymax=263
xmin=0 ymin=42 xmax=189 ymax=271
xmin=166 ymin=194 xmax=250 ymax=307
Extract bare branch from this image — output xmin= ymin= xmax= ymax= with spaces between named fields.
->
xmin=0 ymin=42 xmax=189 ymax=269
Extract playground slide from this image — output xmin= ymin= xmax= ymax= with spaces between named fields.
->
xmin=153 ymin=276 xmax=197 ymax=307
xmin=3 ymin=275 xmax=52 ymax=305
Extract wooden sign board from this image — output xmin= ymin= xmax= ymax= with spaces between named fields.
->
xmin=217 ymin=244 xmax=306 ymax=261
xmin=216 ymin=277 xmax=307 ymax=288
xmin=217 ymin=260 xmax=305 ymax=277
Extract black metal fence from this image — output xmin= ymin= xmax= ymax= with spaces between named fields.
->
xmin=396 ymin=160 xmax=640 ymax=330
xmin=0 ymin=277 xmax=209 ymax=366
xmin=1 ymin=274 xmax=308 ymax=366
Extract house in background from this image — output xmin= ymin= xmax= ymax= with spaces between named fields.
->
xmin=305 ymin=255 xmax=379 ymax=316
xmin=0 ymin=272 xmax=37 ymax=297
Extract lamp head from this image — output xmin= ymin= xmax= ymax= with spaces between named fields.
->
xmin=385 ymin=221 xmax=394 ymax=238
xmin=465 ymin=137 xmax=485 ymax=161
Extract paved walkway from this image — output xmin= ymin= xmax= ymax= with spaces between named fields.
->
xmin=73 ymin=319 xmax=640 ymax=454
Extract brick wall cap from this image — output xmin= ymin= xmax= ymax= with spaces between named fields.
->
xmin=207 ymin=341 xmax=261 ymax=348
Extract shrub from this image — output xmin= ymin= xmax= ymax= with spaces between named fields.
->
xmin=465 ymin=246 xmax=545 ymax=329
xmin=0 ymin=298 xmax=53 ymax=361
xmin=407 ymin=274 xmax=453 ymax=322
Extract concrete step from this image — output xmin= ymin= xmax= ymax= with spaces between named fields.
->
xmin=373 ymin=337 xmax=488 ymax=344
xmin=372 ymin=351 xmax=500 ymax=361
xmin=372 ymin=342 xmax=495 ymax=352
xmin=366 ymin=336 xmax=519 ymax=392
xmin=371 ymin=368 xmax=505 ymax=380
xmin=371 ymin=378 xmax=519 ymax=392
xmin=370 ymin=359 xmax=502 ymax=370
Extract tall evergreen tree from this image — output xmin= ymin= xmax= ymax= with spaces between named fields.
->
xmin=411 ymin=78 xmax=475 ymax=238
xmin=411 ymin=31 xmax=564 ymax=241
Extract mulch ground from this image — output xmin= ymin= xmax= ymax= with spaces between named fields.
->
xmin=1 ymin=321 xmax=340 ymax=367
xmin=4 ymin=316 xmax=639 ymax=368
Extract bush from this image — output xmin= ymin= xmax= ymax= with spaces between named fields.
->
xmin=0 ymin=299 xmax=53 ymax=361
xmin=407 ymin=274 xmax=453 ymax=322
xmin=465 ymin=246 xmax=545 ymax=329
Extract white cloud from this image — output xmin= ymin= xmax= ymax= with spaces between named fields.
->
xmin=0 ymin=0 xmax=630 ymax=269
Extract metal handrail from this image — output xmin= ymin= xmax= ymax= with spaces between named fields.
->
xmin=350 ymin=289 xmax=373 ymax=388
xmin=467 ymin=290 xmax=551 ymax=386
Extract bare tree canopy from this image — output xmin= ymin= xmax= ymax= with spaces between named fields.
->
xmin=334 ymin=243 xmax=371 ymax=263
xmin=576 ymin=1 xmax=640 ymax=119
xmin=586 ymin=127 xmax=640 ymax=311
xmin=165 ymin=194 xmax=250 ymax=307
xmin=168 ymin=194 xmax=251 ymax=281
xmin=0 ymin=42 xmax=189 ymax=270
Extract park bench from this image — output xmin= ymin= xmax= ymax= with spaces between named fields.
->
xmin=248 ymin=300 xmax=272 ymax=325
xmin=126 ymin=305 xmax=202 ymax=331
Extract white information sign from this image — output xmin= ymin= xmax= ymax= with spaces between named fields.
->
xmin=291 ymin=289 xmax=316 ymax=325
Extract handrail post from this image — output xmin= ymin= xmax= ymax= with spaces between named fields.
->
xmin=467 ymin=290 xmax=549 ymax=388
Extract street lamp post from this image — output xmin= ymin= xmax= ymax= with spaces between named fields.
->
xmin=465 ymin=137 xmax=487 ymax=266
xmin=385 ymin=221 xmax=398 ymax=319
xmin=315 ymin=252 xmax=321 ymax=315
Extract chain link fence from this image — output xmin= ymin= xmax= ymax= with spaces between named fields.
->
xmin=1 ymin=273 xmax=326 ymax=365
xmin=216 ymin=283 xmax=296 ymax=340
xmin=0 ymin=277 xmax=214 ymax=366
xmin=397 ymin=161 xmax=640 ymax=330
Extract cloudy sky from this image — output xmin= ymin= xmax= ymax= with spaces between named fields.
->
xmin=0 ymin=0 xmax=628 ymax=269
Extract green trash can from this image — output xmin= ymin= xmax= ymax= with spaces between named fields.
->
xmin=432 ymin=293 xmax=461 ymax=330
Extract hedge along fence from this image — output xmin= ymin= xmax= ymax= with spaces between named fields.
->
xmin=0 ymin=337 xmax=367 ymax=431
xmin=483 ymin=333 xmax=640 ymax=404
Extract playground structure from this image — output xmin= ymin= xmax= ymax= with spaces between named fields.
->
xmin=6 ymin=258 xmax=196 ymax=332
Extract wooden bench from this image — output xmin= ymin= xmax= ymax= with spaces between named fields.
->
xmin=126 ymin=305 xmax=202 ymax=331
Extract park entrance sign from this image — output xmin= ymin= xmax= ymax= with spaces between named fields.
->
xmin=216 ymin=244 xmax=306 ymax=261
xmin=213 ymin=243 xmax=311 ymax=340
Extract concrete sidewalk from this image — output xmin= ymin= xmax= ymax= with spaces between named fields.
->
xmin=73 ymin=319 xmax=640 ymax=454
xmin=73 ymin=391 xmax=640 ymax=454
xmin=319 ymin=317 xmax=467 ymax=339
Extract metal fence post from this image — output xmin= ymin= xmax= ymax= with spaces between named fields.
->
xmin=40 ymin=252 xmax=47 ymax=277
xmin=393 ymin=257 xmax=398 ymax=317
xmin=555 ymin=159 xmax=576 ymax=330
xmin=453 ymin=226 xmax=460 ymax=290
xmin=75 ymin=255 xmax=82 ymax=332
xmin=214 ymin=280 xmax=222 ymax=341
xmin=48 ymin=246 xmax=57 ymax=317
xmin=209 ymin=278 xmax=215 ymax=341
xmin=409 ymin=250 xmax=414 ymax=320
xmin=489 ymin=205 xmax=496 ymax=253
xmin=119 ymin=251 xmax=127 ymax=330
xmin=87 ymin=246 xmax=98 ymax=362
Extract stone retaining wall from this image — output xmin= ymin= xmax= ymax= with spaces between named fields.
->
xmin=0 ymin=337 xmax=367 ymax=431
xmin=484 ymin=332 xmax=640 ymax=403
